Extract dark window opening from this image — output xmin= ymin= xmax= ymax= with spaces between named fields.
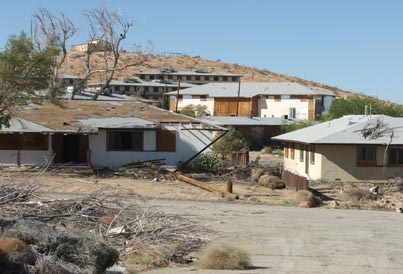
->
xmin=107 ymin=131 xmax=143 ymax=151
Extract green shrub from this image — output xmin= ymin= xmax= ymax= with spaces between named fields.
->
xmin=197 ymin=243 xmax=251 ymax=270
xmin=261 ymin=146 xmax=272 ymax=154
xmin=213 ymin=128 xmax=246 ymax=155
xmin=192 ymin=152 xmax=223 ymax=173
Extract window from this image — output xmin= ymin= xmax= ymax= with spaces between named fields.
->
xmin=290 ymin=143 xmax=295 ymax=160
xmin=310 ymin=145 xmax=315 ymax=164
xmin=149 ymin=75 xmax=154 ymax=80
xmin=107 ymin=131 xmax=143 ymax=151
xmin=389 ymin=147 xmax=403 ymax=165
xmin=357 ymin=145 xmax=376 ymax=166
xmin=0 ymin=133 xmax=48 ymax=150
xmin=223 ymin=76 xmax=228 ymax=81
xmin=140 ymin=75 xmax=145 ymax=80
xmin=195 ymin=76 xmax=200 ymax=80
xmin=214 ymin=76 xmax=218 ymax=81
xmin=299 ymin=144 xmax=305 ymax=162
xmin=284 ymin=143 xmax=289 ymax=158
xmin=274 ymin=95 xmax=281 ymax=102
xmin=186 ymin=75 xmax=191 ymax=81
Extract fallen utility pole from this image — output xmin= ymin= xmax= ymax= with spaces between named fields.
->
xmin=144 ymin=162 xmax=239 ymax=200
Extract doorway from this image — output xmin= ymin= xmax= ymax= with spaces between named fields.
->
xmin=52 ymin=134 xmax=89 ymax=165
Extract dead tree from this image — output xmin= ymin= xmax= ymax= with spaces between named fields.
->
xmin=32 ymin=8 xmax=77 ymax=102
xmin=73 ymin=5 xmax=152 ymax=100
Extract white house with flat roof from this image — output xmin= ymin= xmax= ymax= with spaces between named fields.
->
xmin=273 ymin=115 xmax=403 ymax=182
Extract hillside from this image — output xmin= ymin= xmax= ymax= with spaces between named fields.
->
xmin=60 ymin=51 xmax=351 ymax=97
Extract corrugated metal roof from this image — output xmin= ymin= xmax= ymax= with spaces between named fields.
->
xmin=1 ymin=117 xmax=54 ymax=133
xmin=76 ymin=117 xmax=158 ymax=129
xmin=201 ymin=116 xmax=293 ymax=126
xmin=272 ymin=115 xmax=403 ymax=145
xmin=165 ymin=82 xmax=335 ymax=97
xmin=10 ymin=100 xmax=220 ymax=133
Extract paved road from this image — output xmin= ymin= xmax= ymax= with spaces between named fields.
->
xmin=142 ymin=199 xmax=403 ymax=274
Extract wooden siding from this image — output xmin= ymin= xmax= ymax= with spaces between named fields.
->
xmin=308 ymin=98 xmax=315 ymax=121
xmin=282 ymin=170 xmax=309 ymax=191
xmin=214 ymin=98 xmax=253 ymax=116
xmin=156 ymin=130 xmax=176 ymax=152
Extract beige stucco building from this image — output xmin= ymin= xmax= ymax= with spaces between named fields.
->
xmin=273 ymin=115 xmax=403 ymax=182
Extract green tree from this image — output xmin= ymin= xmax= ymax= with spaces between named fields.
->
xmin=0 ymin=32 xmax=58 ymax=127
xmin=323 ymin=96 xmax=403 ymax=120
xmin=213 ymin=127 xmax=246 ymax=155
xmin=180 ymin=104 xmax=210 ymax=117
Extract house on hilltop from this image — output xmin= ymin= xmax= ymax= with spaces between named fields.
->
xmin=166 ymin=82 xmax=335 ymax=120
xmin=0 ymin=100 xmax=223 ymax=168
xmin=71 ymin=39 xmax=113 ymax=52
xmin=272 ymin=115 xmax=403 ymax=182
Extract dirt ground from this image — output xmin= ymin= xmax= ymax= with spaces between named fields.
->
xmin=2 ymin=152 xmax=403 ymax=273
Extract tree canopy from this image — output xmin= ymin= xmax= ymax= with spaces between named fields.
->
xmin=323 ymin=96 xmax=403 ymax=120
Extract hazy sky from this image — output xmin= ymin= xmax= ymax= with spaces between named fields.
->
xmin=1 ymin=0 xmax=402 ymax=103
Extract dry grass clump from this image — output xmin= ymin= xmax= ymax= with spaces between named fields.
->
xmin=296 ymin=190 xmax=322 ymax=207
xmin=341 ymin=187 xmax=377 ymax=204
xmin=197 ymin=243 xmax=251 ymax=270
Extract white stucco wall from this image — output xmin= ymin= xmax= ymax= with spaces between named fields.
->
xmin=258 ymin=97 xmax=309 ymax=119
xmin=89 ymin=126 xmax=213 ymax=168
xmin=0 ymin=135 xmax=52 ymax=166
xmin=171 ymin=95 xmax=214 ymax=115
xmin=283 ymin=145 xmax=321 ymax=179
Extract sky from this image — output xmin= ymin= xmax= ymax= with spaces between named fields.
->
xmin=1 ymin=0 xmax=402 ymax=104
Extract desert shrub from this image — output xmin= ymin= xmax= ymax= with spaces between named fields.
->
xmin=341 ymin=188 xmax=377 ymax=203
xmin=261 ymin=146 xmax=272 ymax=154
xmin=192 ymin=152 xmax=223 ymax=173
xmin=180 ymin=104 xmax=210 ymax=117
xmin=197 ymin=243 xmax=251 ymax=270
xmin=213 ymin=128 xmax=246 ymax=155
xmin=296 ymin=190 xmax=321 ymax=207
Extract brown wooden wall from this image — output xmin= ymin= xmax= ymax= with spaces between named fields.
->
xmin=214 ymin=98 xmax=257 ymax=116
xmin=156 ymin=130 xmax=176 ymax=152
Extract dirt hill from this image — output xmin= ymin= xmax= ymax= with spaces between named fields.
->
xmin=60 ymin=51 xmax=351 ymax=97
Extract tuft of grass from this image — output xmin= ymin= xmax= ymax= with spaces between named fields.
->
xmin=296 ymin=190 xmax=321 ymax=207
xmin=261 ymin=146 xmax=272 ymax=154
xmin=197 ymin=243 xmax=251 ymax=270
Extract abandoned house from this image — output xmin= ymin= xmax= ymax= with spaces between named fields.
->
xmin=166 ymin=82 xmax=335 ymax=120
xmin=0 ymin=100 xmax=224 ymax=168
xmin=86 ymin=79 xmax=195 ymax=100
xmin=71 ymin=39 xmax=113 ymax=52
xmin=201 ymin=116 xmax=293 ymax=150
xmin=137 ymin=68 xmax=241 ymax=85
xmin=272 ymin=115 xmax=403 ymax=182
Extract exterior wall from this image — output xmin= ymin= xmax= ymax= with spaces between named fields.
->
xmin=170 ymin=96 xmax=214 ymax=115
xmin=138 ymin=73 xmax=240 ymax=85
xmin=282 ymin=144 xmax=403 ymax=182
xmin=89 ymin=126 xmax=213 ymax=168
xmin=0 ymin=135 xmax=52 ymax=166
xmin=259 ymin=96 xmax=310 ymax=119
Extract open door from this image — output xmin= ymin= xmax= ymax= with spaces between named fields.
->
xmin=52 ymin=134 xmax=89 ymax=165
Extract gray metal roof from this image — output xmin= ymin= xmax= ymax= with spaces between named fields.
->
xmin=200 ymin=116 xmax=293 ymax=126
xmin=138 ymin=70 xmax=240 ymax=77
xmin=272 ymin=115 xmax=403 ymax=145
xmin=75 ymin=117 xmax=159 ymax=129
xmin=165 ymin=82 xmax=335 ymax=97
xmin=1 ymin=117 xmax=54 ymax=133
xmin=62 ymin=91 xmax=134 ymax=101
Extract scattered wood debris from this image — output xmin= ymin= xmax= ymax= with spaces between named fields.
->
xmin=0 ymin=180 xmax=206 ymax=273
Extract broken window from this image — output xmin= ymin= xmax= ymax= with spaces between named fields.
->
xmin=388 ymin=147 xmax=403 ymax=165
xmin=107 ymin=130 xmax=143 ymax=151
xmin=357 ymin=145 xmax=376 ymax=166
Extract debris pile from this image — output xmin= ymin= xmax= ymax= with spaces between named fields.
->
xmin=0 ymin=180 xmax=205 ymax=273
